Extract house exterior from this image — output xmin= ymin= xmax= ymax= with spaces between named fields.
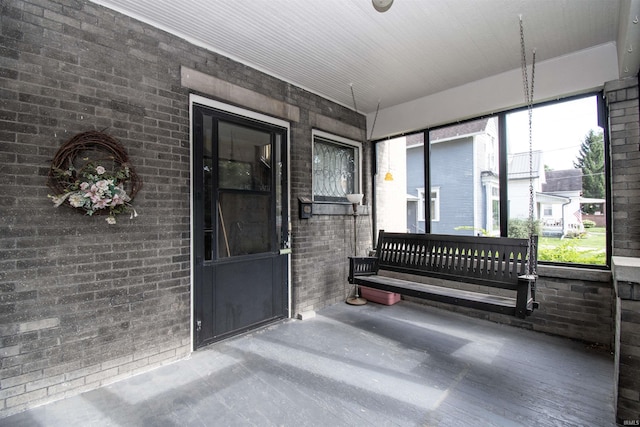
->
xmin=506 ymin=150 xmax=544 ymax=223
xmin=408 ymin=140 xmax=586 ymax=238
xmin=1 ymin=0 xmax=639 ymax=422
xmin=406 ymin=118 xmax=500 ymax=236
xmin=508 ymin=152 xmax=585 ymax=237
xmin=539 ymin=169 xmax=584 ymax=237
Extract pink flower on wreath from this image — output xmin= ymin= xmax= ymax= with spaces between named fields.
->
xmin=95 ymin=179 xmax=110 ymax=192
xmin=95 ymin=165 xmax=106 ymax=175
xmin=86 ymin=189 xmax=102 ymax=204
xmin=110 ymin=192 xmax=126 ymax=206
xmin=93 ymin=197 xmax=112 ymax=209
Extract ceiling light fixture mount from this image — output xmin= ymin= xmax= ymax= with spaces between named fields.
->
xmin=372 ymin=0 xmax=393 ymax=13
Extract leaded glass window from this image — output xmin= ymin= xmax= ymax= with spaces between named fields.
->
xmin=313 ymin=132 xmax=360 ymax=202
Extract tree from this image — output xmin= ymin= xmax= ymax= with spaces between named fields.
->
xmin=574 ymin=130 xmax=604 ymax=214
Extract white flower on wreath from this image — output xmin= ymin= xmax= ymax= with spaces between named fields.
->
xmin=68 ymin=193 xmax=86 ymax=208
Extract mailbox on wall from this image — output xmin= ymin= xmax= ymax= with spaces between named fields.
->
xmin=298 ymin=197 xmax=312 ymax=219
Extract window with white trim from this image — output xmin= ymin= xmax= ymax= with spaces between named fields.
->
xmin=312 ymin=130 xmax=361 ymax=202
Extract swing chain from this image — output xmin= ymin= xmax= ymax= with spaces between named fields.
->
xmin=520 ymin=17 xmax=537 ymax=277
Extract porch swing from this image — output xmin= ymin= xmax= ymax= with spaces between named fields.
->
xmin=347 ymin=17 xmax=539 ymax=318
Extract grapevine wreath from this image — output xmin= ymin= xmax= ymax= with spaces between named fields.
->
xmin=47 ymin=130 xmax=141 ymax=224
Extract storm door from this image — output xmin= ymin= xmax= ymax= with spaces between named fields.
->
xmin=193 ymin=104 xmax=289 ymax=348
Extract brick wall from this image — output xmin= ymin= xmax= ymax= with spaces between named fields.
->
xmin=0 ymin=0 xmax=366 ymax=417
xmin=607 ymin=77 xmax=640 ymax=424
xmin=530 ymin=266 xmax=612 ymax=345
xmin=608 ymin=77 xmax=640 ymax=257
xmin=399 ymin=265 xmax=613 ymax=346
xmin=612 ymin=257 xmax=640 ymax=424
xmin=288 ymin=115 xmax=372 ymax=316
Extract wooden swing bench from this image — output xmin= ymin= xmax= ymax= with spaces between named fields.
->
xmin=349 ymin=231 xmax=539 ymax=318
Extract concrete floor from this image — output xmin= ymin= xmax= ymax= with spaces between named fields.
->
xmin=2 ymin=301 xmax=615 ymax=426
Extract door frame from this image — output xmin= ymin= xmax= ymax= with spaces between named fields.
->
xmin=189 ymin=94 xmax=292 ymax=351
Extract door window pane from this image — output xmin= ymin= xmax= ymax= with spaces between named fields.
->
xmin=275 ymin=133 xmax=287 ymax=249
xmin=219 ymin=122 xmax=271 ymax=192
xmin=203 ymin=114 xmax=214 ymax=260
xmin=218 ymin=192 xmax=272 ymax=257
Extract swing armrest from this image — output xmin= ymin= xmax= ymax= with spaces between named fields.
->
xmin=348 ymin=257 xmax=379 ymax=284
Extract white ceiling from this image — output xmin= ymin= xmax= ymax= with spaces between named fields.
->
xmin=92 ymin=0 xmax=636 ymax=114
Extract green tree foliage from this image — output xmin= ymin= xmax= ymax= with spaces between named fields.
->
xmin=574 ymin=130 xmax=604 ymax=214
xmin=574 ymin=130 xmax=604 ymax=197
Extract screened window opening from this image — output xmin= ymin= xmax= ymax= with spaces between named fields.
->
xmin=506 ymin=95 xmax=606 ymax=265
xmin=375 ymin=134 xmax=421 ymax=234
xmin=373 ymin=93 xmax=608 ymax=266
xmin=428 ymin=117 xmax=500 ymax=237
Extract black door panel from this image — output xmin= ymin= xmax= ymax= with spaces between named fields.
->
xmin=193 ymin=104 xmax=288 ymax=348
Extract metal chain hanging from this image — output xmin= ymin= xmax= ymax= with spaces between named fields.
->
xmin=519 ymin=16 xmax=537 ymax=276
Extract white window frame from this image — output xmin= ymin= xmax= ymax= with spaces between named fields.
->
xmin=311 ymin=130 xmax=362 ymax=202
xmin=417 ymin=188 xmax=425 ymax=221
xmin=430 ymin=187 xmax=440 ymax=222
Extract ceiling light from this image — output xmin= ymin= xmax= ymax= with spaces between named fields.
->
xmin=372 ymin=0 xmax=393 ymax=13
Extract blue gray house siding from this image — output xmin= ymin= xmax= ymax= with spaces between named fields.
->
xmin=432 ymin=138 xmax=475 ymax=234
xmin=407 ymin=138 xmax=475 ymax=235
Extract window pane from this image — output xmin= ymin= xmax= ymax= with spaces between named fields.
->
xmin=406 ymin=135 xmax=425 ymax=233
xmin=275 ymin=133 xmax=285 ymax=248
xmin=429 ymin=118 xmax=500 ymax=236
xmin=218 ymin=192 xmax=272 ymax=258
xmin=506 ymin=95 xmax=606 ymax=265
xmin=203 ymin=114 xmax=214 ymax=260
xmin=219 ymin=122 xmax=271 ymax=191
xmin=375 ymin=137 xmax=411 ymax=234
xmin=313 ymin=138 xmax=356 ymax=201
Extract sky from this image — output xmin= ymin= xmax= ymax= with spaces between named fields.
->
xmin=506 ymin=95 xmax=601 ymax=171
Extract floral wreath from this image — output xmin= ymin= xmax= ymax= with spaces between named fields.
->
xmin=47 ymin=130 xmax=141 ymax=224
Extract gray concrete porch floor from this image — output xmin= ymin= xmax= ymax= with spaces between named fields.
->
xmin=2 ymin=301 xmax=615 ymax=426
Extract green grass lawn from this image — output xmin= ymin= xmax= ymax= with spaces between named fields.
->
xmin=538 ymin=227 xmax=606 ymax=265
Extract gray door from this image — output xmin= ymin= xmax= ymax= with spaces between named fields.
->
xmin=193 ymin=104 xmax=288 ymax=348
